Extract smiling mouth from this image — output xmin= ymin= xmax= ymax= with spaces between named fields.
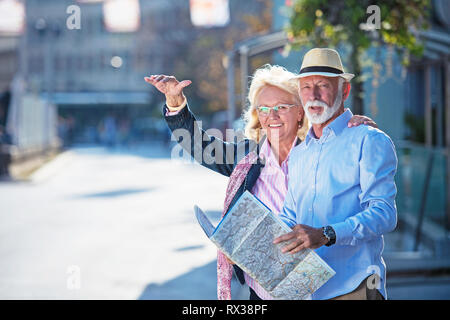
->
xmin=268 ymin=124 xmax=283 ymax=128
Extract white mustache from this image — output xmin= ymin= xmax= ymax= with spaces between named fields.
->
xmin=304 ymin=100 xmax=330 ymax=109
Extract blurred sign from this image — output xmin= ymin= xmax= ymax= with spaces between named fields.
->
xmin=42 ymin=92 xmax=150 ymax=106
xmin=190 ymin=0 xmax=230 ymax=28
xmin=76 ymin=0 xmax=104 ymax=3
xmin=0 ymin=0 xmax=25 ymax=35
xmin=103 ymin=0 xmax=140 ymax=33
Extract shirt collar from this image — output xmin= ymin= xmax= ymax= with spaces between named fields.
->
xmin=305 ymin=109 xmax=353 ymax=145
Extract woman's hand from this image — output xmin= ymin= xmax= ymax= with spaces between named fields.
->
xmin=348 ymin=114 xmax=378 ymax=128
xmin=225 ymin=256 xmax=235 ymax=265
xmin=144 ymin=75 xmax=192 ymax=108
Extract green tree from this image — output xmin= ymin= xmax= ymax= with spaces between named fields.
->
xmin=285 ymin=0 xmax=430 ymax=114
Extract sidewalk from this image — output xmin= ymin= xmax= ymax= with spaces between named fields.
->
xmin=0 ymin=144 xmax=232 ymax=299
xmin=1 ymin=143 xmax=448 ymax=300
xmin=138 ymin=261 xmax=249 ymax=300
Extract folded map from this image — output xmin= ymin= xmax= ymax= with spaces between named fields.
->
xmin=194 ymin=190 xmax=335 ymax=300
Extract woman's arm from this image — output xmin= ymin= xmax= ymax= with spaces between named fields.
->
xmin=145 ymin=75 xmax=249 ymax=177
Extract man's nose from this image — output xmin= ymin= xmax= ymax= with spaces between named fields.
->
xmin=313 ymin=85 xmax=321 ymax=100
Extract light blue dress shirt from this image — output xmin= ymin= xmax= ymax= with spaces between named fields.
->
xmin=279 ymin=109 xmax=398 ymax=300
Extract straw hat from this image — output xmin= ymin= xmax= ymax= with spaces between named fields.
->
xmin=291 ymin=48 xmax=354 ymax=81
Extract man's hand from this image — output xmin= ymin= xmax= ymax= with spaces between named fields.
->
xmin=144 ymin=75 xmax=191 ymax=107
xmin=273 ymin=224 xmax=328 ymax=254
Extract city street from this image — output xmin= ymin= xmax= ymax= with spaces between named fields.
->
xmin=0 ymin=143 xmax=247 ymax=299
xmin=0 ymin=143 xmax=449 ymax=300
xmin=0 ymin=0 xmax=449 ymax=303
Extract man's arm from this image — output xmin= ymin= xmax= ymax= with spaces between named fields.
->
xmin=330 ymin=131 xmax=398 ymax=246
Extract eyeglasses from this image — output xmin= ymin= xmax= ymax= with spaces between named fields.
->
xmin=256 ymin=104 xmax=298 ymax=116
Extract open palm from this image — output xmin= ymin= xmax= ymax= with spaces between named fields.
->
xmin=144 ymin=75 xmax=191 ymax=97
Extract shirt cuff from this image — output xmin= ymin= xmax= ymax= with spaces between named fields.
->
xmin=330 ymin=220 xmax=354 ymax=246
xmin=166 ymin=96 xmax=187 ymax=113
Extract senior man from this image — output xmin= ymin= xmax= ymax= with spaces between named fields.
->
xmin=273 ymin=48 xmax=398 ymax=300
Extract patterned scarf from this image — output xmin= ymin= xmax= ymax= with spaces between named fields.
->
xmin=217 ymin=151 xmax=258 ymax=300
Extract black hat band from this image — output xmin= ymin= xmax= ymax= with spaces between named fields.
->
xmin=299 ymin=66 xmax=343 ymax=74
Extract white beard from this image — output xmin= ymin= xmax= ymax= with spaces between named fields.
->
xmin=301 ymin=79 xmax=343 ymax=125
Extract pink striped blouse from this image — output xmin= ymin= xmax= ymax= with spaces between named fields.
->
xmin=246 ymin=137 xmax=298 ymax=300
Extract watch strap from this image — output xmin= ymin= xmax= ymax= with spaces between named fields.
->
xmin=323 ymin=226 xmax=336 ymax=247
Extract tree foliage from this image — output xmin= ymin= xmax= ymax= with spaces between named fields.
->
xmin=285 ymin=0 xmax=430 ymax=114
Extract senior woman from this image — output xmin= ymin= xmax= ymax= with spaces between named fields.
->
xmin=144 ymin=64 xmax=376 ymax=300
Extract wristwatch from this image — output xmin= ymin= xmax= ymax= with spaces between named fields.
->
xmin=322 ymin=226 xmax=336 ymax=247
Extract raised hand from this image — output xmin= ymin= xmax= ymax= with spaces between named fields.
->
xmin=144 ymin=75 xmax=192 ymax=107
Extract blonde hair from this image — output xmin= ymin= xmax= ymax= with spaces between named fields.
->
xmin=242 ymin=64 xmax=309 ymax=142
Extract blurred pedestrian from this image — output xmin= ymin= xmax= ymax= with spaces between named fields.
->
xmin=0 ymin=125 xmax=12 ymax=176
xmin=66 ymin=115 xmax=76 ymax=146
xmin=103 ymin=113 xmax=117 ymax=148
xmin=57 ymin=116 xmax=68 ymax=147
xmin=118 ymin=117 xmax=131 ymax=147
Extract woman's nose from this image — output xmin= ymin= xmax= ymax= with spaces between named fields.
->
xmin=268 ymin=108 xmax=280 ymax=118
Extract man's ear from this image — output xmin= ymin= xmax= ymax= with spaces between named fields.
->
xmin=297 ymin=106 xmax=304 ymax=123
xmin=343 ymin=81 xmax=351 ymax=101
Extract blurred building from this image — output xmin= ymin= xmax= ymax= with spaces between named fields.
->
xmin=1 ymin=0 xmax=197 ymax=175
xmin=14 ymin=0 xmax=269 ymax=147
xmin=0 ymin=37 xmax=18 ymax=93
xmin=11 ymin=0 xmax=191 ymax=147
xmin=24 ymin=0 xmax=192 ymax=96
xmin=22 ymin=0 xmax=194 ymax=136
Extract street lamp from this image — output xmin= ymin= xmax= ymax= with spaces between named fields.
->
xmin=110 ymin=55 xmax=123 ymax=69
